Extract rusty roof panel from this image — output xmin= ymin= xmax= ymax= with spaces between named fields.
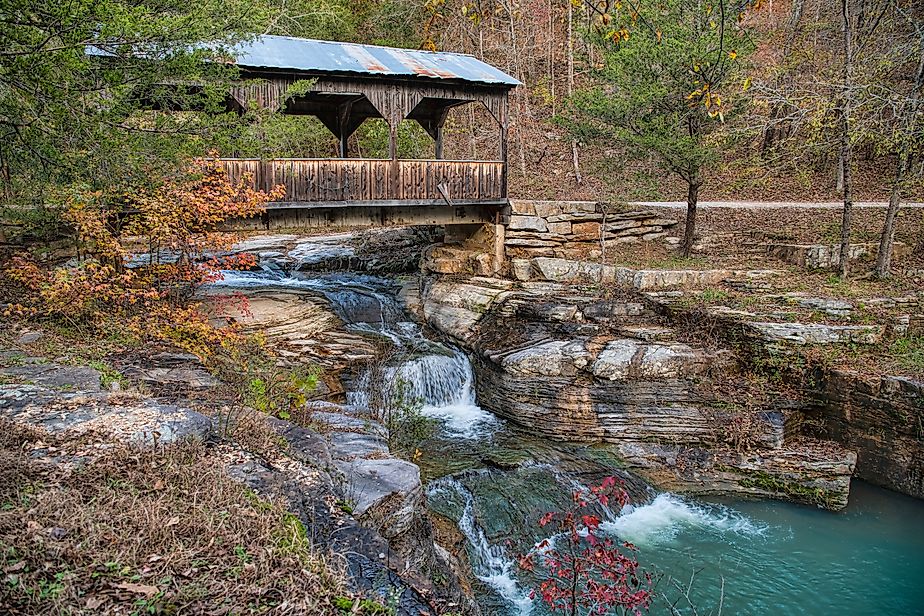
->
xmin=231 ymin=35 xmax=520 ymax=86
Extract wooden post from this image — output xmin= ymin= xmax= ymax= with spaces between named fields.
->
xmin=389 ymin=118 xmax=399 ymax=200
xmin=499 ymin=124 xmax=508 ymax=199
xmin=435 ymin=126 xmax=443 ymax=160
xmin=337 ymin=101 xmax=353 ymax=158
xmin=493 ymin=221 xmax=506 ymax=275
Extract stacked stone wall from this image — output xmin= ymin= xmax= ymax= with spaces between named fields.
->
xmin=505 ymin=200 xmax=678 ymax=259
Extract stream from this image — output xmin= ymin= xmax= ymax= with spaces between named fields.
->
xmin=213 ymin=240 xmax=924 ymax=616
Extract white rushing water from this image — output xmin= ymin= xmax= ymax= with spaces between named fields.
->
xmin=396 ymin=349 xmax=500 ymax=439
xmin=429 ymin=477 xmax=535 ymax=614
xmin=601 ymin=493 xmax=768 ymax=547
xmin=212 ymin=258 xmax=777 ymax=616
xmin=215 ymin=268 xmax=502 ymax=439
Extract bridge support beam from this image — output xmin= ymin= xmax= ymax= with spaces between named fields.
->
xmin=224 ymin=204 xmax=503 ymax=232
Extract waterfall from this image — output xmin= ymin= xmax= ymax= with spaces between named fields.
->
xmin=397 ymin=349 xmax=500 ymax=439
xmin=429 ymin=477 xmax=534 ymax=614
xmin=215 ymin=267 xmax=501 ymax=439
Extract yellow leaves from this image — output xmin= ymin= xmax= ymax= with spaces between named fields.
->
xmin=570 ymin=0 xmax=582 ymax=7
xmin=611 ymin=27 xmax=630 ymax=44
xmin=656 ymin=29 xmax=662 ymax=42
xmin=728 ymin=50 xmax=737 ymax=60
xmin=742 ymin=77 xmax=752 ymax=91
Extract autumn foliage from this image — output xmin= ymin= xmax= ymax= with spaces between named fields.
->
xmin=519 ymin=477 xmax=652 ymax=616
xmin=3 ymin=157 xmax=283 ymax=359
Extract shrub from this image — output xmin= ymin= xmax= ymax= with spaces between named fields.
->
xmin=519 ymin=477 xmax=652 ymax=616
xmin=2 ymin=157 xmax=283 ymax=360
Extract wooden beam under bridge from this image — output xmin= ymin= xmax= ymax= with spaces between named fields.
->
xmin=221 ymin=202 xmax=505 ymax=231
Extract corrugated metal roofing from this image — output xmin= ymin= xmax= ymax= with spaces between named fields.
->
xmin=230 ymin=35 xmax=520 ymax=87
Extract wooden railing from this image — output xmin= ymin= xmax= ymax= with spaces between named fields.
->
xmin=217 ymin=158 xmax=505 ymax=205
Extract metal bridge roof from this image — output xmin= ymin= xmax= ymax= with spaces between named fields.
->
xmin=230 ymin=35 xmax=520 ymax=87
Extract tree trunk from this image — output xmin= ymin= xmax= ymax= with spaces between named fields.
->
xmin=878 ymin=13 xmax=924 ymax=277
xmin=875 ymin=156 xmax=906 ymax=278
xmin=682 ymin=178 xmax=701 ymax=258
xmin=837 ymin=0 xmax=854 ymax=278
xmin=836 ymin=153 xmax=844 ymax=192
xmin=567 ymin=0 xmax=581 ymax=184
xmin=761 ymin=0 xmax=804 ymax=154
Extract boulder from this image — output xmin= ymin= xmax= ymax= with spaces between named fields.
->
xmin=592 ymin=340 xmax=711 ymax=380
xmin=500 ymin=340 xmax=591 ymax=377
xmin=509 ymin=199 xmax=536 ymax=215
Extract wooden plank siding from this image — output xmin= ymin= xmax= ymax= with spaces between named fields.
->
xmin=217 ymin=158 xmax=505 ymax=204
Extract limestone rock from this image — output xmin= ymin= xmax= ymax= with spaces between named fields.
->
xmin=572 ymin=222 xmax=601 ymax=236
xmin=500 ymin=340 xmax=591 ymax=377
xmin=748 ymin=322 xmax=882 ymax=345
xmin=511 ymin=259 xmax=533 ymax=281
xmin=592 ymin=340 xmax=710 ymax=380
xmin=548 ymin=221 xmax=572 ymax=234
xmin=508 ymin=215 xmax=549 ymax=233
xmin=533 ymin=201 xmax=565 ymax=217
xmin=531 ymin=257 xmax=615 ymax=284
xmin=1 ymin=363 xmax=102 ymax=392
xmin=329 ymin=431 xmax=389 ymax=460
xmin=0 ymin=383 xmax=212 ymax=445
xmin=509 ymin=199 xmax=536 ymax=215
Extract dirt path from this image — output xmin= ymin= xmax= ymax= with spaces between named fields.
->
xmin=632 ymin=201 xmax=924 ymax=209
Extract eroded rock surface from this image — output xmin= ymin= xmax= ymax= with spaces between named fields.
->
xmin=413 ymin=275 xmax=858 ymax=510
xmin=0 ymin=346 xmax=475 ymax=615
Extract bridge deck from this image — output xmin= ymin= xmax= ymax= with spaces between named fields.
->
xmin=218 ymin=158 xmax=506 ymax=207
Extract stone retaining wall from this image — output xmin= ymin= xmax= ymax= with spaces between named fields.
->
xmin=506 ymin=200 xmax=678 ymax=259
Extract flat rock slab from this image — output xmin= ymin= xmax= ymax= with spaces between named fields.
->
xmin=329 ymin=431 xmax=389 ymax=460
xmin=334 ymin=458 xmax=421 ymax=517
xmin=0 ymin=384 xmax=212 ymax=444
xmin=130 ymin=366 xmax=218 ymax=390
xmin=592 ymin=339 xmax=711 ymax=380
xmin=619 ymin=325 xmax=676 ymax=341
xmin=500 ymin=340 xmax=592 ymax=377
xmin=1 ymin=363 xmax=102 ymax=392
xmin=779 ymin=294 xmax=853 ymax=317
xmin=312 ymin=411 xmax=375 ymax=433
xmin=748 ymin=322 xmax=882 ymax=345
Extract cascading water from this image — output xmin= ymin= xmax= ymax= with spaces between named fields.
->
xmin=214 ymin=263 xmax=501 ymax=439
xmin=429 ymin=476 xmax=535 ymax=614
xmin=211 ymin=235 xmax=924 ymax=616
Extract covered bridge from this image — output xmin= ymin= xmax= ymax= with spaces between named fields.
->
xmin=218 ymin=35 xmax=519 ymax=221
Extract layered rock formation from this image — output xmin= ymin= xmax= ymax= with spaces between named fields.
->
xmin=768 ymin=241 xmax=911 ymax=269
xmin=413 ymin=276 xmax=858 ymax=510
xmin=0 ymin=352 xmax=479 ymax=615
xmin=647 ymin=287 xmax=924 ymax=501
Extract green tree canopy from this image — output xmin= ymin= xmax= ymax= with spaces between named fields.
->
xmin=0 ymin=0 xmax=276 ymax=202
xmin=564 ymin=0 xmax=759 ymax=255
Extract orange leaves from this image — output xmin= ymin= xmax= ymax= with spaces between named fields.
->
xmin=125 ymin=156 xmax=282 ymax=254
xmin=3 ymin=154 xmax=281 ymax=362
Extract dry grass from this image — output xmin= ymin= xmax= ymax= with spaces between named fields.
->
xmin=0 ymin=420 xmax=347 ymax=615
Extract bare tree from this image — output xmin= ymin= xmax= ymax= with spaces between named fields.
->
xmin=836 ymin=0 xmax=891 ymax=277
xmin=875 ymin=6 xmax=924 ymax=278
